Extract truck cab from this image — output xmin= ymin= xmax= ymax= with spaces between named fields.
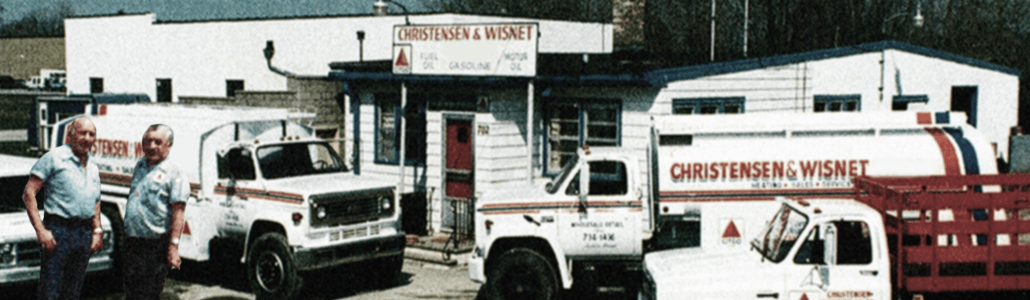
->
xmin=470 ymin=146 xmax=650 ymax=296
xmin=641 ymin=197 xmax=891 ymax=300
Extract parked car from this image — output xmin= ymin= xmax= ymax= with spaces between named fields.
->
xmin=0 ymin=154 xmax=116 ymax=286
xmin=0 ymin=75 xmax=26 ymax=89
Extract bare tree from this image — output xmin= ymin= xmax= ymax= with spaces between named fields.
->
xmin=0 ymin=1 xmax=75 ymax=37
xmin=426 ymin=0 xmax=611 ymax=23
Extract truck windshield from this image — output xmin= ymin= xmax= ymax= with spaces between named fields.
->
xmin=752 ymin=204 xmax=808 ymax=262
xmin=256 ymin=142 xmax=348 ymax=180
xmin=547 ymin=155 xmax=579 ymax=194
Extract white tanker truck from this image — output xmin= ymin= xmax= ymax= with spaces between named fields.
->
xmin=468 ymin=111 xmax=997 ymax=299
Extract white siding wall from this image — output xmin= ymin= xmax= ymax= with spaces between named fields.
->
xmin=545 ymin=87 xmax=659 ymax=199
xmin=654 ymin=50 xmax=1019 ymax=160
xmin=345 ymin=85 xmax=659 ymax=234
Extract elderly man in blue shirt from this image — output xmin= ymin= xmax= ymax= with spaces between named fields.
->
xmin=23 ymin=117 xmax=104 ymax=300
xmin=122 ymin=124 xmax=189 ymax=300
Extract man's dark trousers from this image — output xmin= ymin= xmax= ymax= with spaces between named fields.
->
xmin=123 ymin=236 xmax=170 ymax=300
xmin=38 ymin=216 xmax=92 ymax=300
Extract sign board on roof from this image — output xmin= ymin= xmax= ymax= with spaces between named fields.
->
xmin=392 ymin=23 xmax=538 ymax=77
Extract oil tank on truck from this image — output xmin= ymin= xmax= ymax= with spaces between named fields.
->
xmin=651 ymin=111 xmax=998 ymax=250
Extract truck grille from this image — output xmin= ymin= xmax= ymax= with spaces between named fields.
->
xmin=1 ymin=241 xmax=42 ymax=267
xmin=310 ymin=188 xmax=394 ymax=227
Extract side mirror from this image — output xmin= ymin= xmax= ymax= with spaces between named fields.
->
xmin=818 ymin=265 xmax=830 ymax=288
xmin=579 ymin=162 xmax=590 ymax=200
xmin=823 ymin=223 xmax=837 ymax=266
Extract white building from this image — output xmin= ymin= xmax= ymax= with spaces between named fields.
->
xmin=648 ymin=41 xmax=1021 ymax=162
xmin=64 ymin=11 xmax=1021 ymax=235
xmin=64 ymin=12 xmax=612 ymax=101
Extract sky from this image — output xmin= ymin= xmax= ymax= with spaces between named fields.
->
xmin=1 ymin=0 xmax=429 ymax=23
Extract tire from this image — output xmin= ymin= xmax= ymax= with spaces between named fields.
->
xmin=484 ymin=248 xmax=560 ymax=300
xmin=247 ymin=232 xmax=303 ymax=300
xmin=100 ymin=205 xmax=124 ymax=291
xmin=373 ymin=254 xmax=404 ymax=287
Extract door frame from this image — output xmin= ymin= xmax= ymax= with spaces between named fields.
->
xmin=440 ymin=113 xmax=475 ymax=232
xmin=950 ymin=86 xmax=979 ymax=127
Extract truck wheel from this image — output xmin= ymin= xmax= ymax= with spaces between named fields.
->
xmin=247 ymin=232 xmax=303 ymax=300
xmin=485 ymin=248 xmax=559 ymax=300
xmin=374 ymin=254 xmax=404 ymax=287
xmin=100 ymin=205 xmax=124 ymax=291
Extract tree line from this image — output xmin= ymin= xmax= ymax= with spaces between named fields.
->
xmin=426 ymin=0 xmax=1030 ymax=127
xmin=0 ymin=1 xmax=74 ymax=38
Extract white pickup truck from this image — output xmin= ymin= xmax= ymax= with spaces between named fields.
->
xmin=641 ymin=174 xmax=1030 ymax=300
xmin=44 ymin=103 xmax=404 ymax=299
xmin=0 ymin=154 xmax=115 ymax=286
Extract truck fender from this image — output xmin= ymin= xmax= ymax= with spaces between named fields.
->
xmin=486 ymin=236 xmax=575 ymax=289
xmin=240 ymin=219 xmax=290 ymax=263
xmin=548 ymin=238 xmax=574 ymax=289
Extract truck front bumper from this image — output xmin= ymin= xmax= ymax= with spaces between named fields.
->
xmin=293 ymin=233 xmax=406 ymax=271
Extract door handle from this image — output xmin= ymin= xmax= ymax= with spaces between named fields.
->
xmin=860 ymin=270 xmax=879 ymax=276
xmin=757 ymin=292 xmax=779 ymax=298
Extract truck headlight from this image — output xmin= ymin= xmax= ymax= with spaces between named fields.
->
xmin=316 ymin=206 xmax=327 ymax=219
xmin=381 ymin=196 xmax=392 ymax=211
xmin=0 ymin=244 xmax=13 ymax=264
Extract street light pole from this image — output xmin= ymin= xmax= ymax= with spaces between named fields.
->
xmin=374 ymin=0 xmax=411 ymax=25
xmin=710 ymin=0 xmax=716 ymax=61
xmin=743 ymin=0 xmax=748 ymax=58
xmin=881 ymin=3 xmax=924 ymax=35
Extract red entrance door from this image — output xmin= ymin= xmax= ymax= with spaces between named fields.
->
xmin=443 ymin=119 xmax=473 ymax=231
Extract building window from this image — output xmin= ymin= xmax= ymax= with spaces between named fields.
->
xmin=156 ymin=79 xmax=172 ymax=102
xmin=672 ymin=97 xmax=744 ymax=115
xmin=813 ymin=95 xmax=860 ymax=112
xmin=892 ymin=95 xmax=929 ymax=111
xmin=89 ymin=78 xmax=103 ymax=94
xmin=374 ymin=94 xmax=426 ymax=166
xmin=226 ymin=80 xmax=244 ymax=97
xmin=545 ymin=99 xmax=621 ymax=174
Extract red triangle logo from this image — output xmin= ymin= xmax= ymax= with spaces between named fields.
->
xmin=395 ymin=49 xmax=409 ymax=67
xmin=722 ymin=220 xmax=741 ymax=238
xmin=182 ymin=221 xmax=192 ymax=236
xmin=799 ymin=293 xmax=810 ymax=300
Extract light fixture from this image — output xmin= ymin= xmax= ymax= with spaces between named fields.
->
xmin=882 ymin=3 xmax=925 ymax=34
xmin=373 ymin=0 xmax=410 ymax=25
xmin=913 ymin=4 xmax=924 ymax=28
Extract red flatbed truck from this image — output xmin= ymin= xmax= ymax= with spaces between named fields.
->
xmin=856 ymin=174 xmax=1030 ymax=298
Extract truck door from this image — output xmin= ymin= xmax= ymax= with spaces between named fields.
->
xmin=559 ymin=159 xmax=640 ymax=257
xmin=213 ymin=147 xmax=256 ymax=236
xmin=179 ymin=189 xmax=220 ymax=261
xmin=784 ymin=220 xmax=888 ymax=300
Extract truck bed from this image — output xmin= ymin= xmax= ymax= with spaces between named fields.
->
xmin=855 ymin=174 xmax=1030 ymax=293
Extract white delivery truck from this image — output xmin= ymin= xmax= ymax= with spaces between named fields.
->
xmin=641 ymin=174 xmax=1030 ymax=300
xmin=47 ymin=103 xmax=405 ymax=300
xmin=469 ymin=111 xmax=998 ymax=299
xmin=0 ymin=154 xmax=116 ymax=286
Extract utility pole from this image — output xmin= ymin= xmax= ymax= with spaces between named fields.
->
xmin=710 ymin=0 xmax=716 ymax=61
xmin=743 ymin=0 xmax=748 ymax=58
